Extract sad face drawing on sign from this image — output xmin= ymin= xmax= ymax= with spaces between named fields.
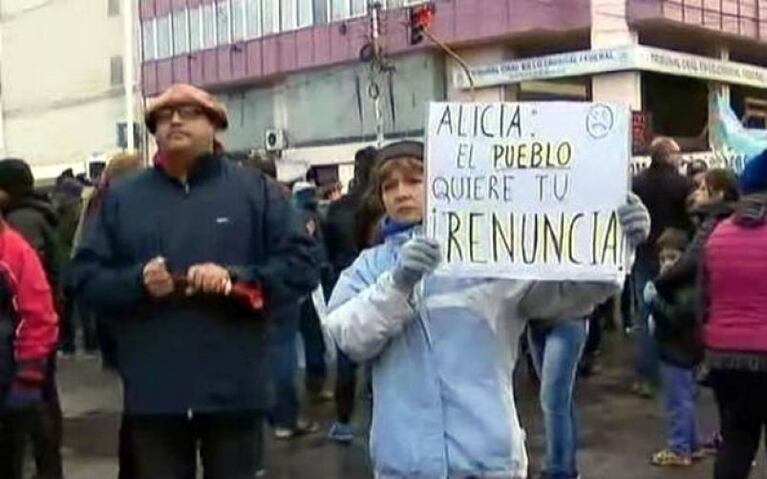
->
xmin=322 ymin=134 xmax=651 ymax=479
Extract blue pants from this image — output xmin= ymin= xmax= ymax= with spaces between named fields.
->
xmin=662 ymin=362 xmax=699 ymax=455
xmin=268 ymin=306 xmax=300 ymax=429
xmin=632 ymin=260 xmax=661 ymax=387
xmin=529 ymin=320 xmax=588 ymax=479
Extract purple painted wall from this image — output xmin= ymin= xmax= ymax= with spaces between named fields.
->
xmin=140 ymin=0 xmax=591 ymax=95
xmin=629 ymin=0 xmax=767 ymax=41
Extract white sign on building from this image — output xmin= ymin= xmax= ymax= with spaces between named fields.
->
xmin=456 ymin=45 xmax=767 ymax=90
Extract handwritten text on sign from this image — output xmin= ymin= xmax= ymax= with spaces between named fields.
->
xmin=425 ymin=102 xmax=630 ymax=281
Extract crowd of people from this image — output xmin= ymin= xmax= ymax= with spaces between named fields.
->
xmin=0 ymin=82 xmax=764 ymax=479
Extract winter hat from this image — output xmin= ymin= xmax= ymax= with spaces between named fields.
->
xmin=0 ymin=158 xmax=34 ymax=200
xmin=376 ymin=141 xmax=424 ymax=167
xmin=145 ymin=84 xmax=228 ymax=134
xmin=740 ymin=148 xmax=767 ymax=195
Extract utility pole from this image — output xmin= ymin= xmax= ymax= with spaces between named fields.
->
xmin=368 ymin=1 xmax=385 ymax=147
xmin=123 ymin=0 xmax=136 ymax=153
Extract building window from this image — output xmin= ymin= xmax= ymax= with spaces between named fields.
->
xmin=110 ymin=55 xmax=124 ymax=86
xmin=232 ymin=0 xmax=246 ymax=41
xmin=328 ymin=0 xmax=366 ymax=21
xmin=173 ymin=9 xmax=189 ymax=55
xmin=246 ymin=0 xmax=262 ymax=38
xmin=328 ymin=0 xmax=349 ymax=21
xmin=156 ymin=15 xmax=172 ymax=59
xmin=350 ymin=0 xmax=365 ymax=16
xmin=108 ymin=0 xmax=120 ymax=17
xmin=281 ymin=0 xmax=297 ymax=30
xmin=297 ymin=0 xmax=313 ymax=27
xmin=142 ymin=19 xmax=157 ymax=61
xmin=190 ymin=7 xmax=202 ymax=51
xmin=217 ymin=0 xmax=232 ymax=45
xmin=202 ymin=3 xmax=217 ymax=48
xmin=263 ymin=0 xmax=280 ymax=35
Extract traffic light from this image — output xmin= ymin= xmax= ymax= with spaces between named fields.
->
xmin=409 ymin=4 xmax=434 ymax=45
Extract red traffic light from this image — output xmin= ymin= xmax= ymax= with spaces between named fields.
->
xmin=409 ymin=4 xmax=435 ymax=45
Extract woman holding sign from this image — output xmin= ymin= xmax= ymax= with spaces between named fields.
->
xmin=323 ymin=140 xmax=650 ymax=479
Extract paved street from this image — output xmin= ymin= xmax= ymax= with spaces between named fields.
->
xmin=54 ymin=332 xmax=754 ymax=479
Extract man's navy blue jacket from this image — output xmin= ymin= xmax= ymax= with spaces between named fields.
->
xmin=73 ymin=154 xmax=320 ymax=414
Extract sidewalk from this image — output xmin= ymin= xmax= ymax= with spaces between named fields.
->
xmin=56 ymin=331 xmax=723 ymax=479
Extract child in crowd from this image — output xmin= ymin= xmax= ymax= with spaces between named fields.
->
xmin=645 ymin=228 xmax=704 ymax=467
xmin=324 ymin=140 xmax=651 ymax=479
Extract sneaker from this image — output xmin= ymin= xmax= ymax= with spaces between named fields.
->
xmin=651 ymin=449 xmax=692 ymax=467
xmin=273 ymin=427 xmax=294 ymax=440
xmin=255 ymin=468 xmax=266 ymax=477
xmin=691 ymin=449 xmax=707 ymax=461
xmin=701 ymin=432 xmax=723 ymax=455
xmin=308 ymin=390 xmax=334 ymax=404
xmin=328 ymin=422 xmax=355 ymax=444
xmin=631 ymin=381 xmax=656 ymax=399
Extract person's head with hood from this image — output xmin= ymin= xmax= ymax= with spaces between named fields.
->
xmin=739 ymin=148 xmax=767 ymax=197
xmin=371 ymin=141 xmax=424 ymax=227
xmin=0 ymin=158 xmax=35 ymax=210
xmin=145 ymin=83 xmax=228 ymax=179
xmin=649 ymin=136 xmax=682 ymax=169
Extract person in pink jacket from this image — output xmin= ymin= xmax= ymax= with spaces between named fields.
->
xmin=0 ymin=217 xmax=59 ymax=479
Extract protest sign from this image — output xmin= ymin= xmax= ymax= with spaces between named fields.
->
xmin=425 ymin=102 xmax=630 ymax=281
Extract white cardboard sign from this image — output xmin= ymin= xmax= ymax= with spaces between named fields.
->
xmin=425 ymin=102 xmax=630 ymax=281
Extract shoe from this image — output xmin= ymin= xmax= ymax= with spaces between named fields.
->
xmin=274 ymin=420 xmax=320 ymax=440
xmin=701 ymin=432 xmax=723 ymax=455
xmin=308 ymin=390 xmax=334 ymax=404
xmin=691 ymin=449 xmax=707 ymax=461
xmin=631 ymin=381 xmax=656 ymax=399
xmin=274 ymin=427 xmax=294 ymax=440
xmin=57 ymin=350 xmax=75 ymax=360
xmin=651 ymin=449 xmax=692 ymax=467
xmin=328 ymin=422 xmax=355 ymax=444
xmin=295 ymin=419 xmax=320 ymax=435
xmin=255 ymin=468 xmax=266 ymax=477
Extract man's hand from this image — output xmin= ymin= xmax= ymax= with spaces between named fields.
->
xmin=143 ymin=257 xmax=174 ymax=299
xmin=186 ymin=263 xmax=232 ymax=296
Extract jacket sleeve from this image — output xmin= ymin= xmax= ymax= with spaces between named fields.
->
xmin=71 ymin=193 xmax=146 ymax=311
xmin=518 ymin=280 xmax=621 ymax=320
xmin=226 ymin=175 xmax=321 ymax=310
xmin=655 ymin=217 xmax=718 ymax=296
xmin=323 ymin=256 xmax=416 ymax=363
xmin=3 ymin=231 xmax=58 ymax=362
xmin=6 ymin=209 xmax=63 ymax=291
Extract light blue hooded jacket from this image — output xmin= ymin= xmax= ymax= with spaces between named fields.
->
xmin=325 ymin=225 xmax=622 ymax=479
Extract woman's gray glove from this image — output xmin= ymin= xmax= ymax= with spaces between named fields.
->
xmin=392 ymin=237 xmax=442 ymax=293
xmin=618 ymin=193 xmax=651 ymax=249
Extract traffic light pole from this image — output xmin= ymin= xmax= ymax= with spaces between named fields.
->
xmin=369 ymin=2 xmax=385 ymax=147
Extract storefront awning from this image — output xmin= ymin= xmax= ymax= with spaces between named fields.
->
xmin=455 ymin=45 xmax=767 ymax=90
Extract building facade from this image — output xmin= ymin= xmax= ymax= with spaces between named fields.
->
xmin=0 ymin=0 xmax=137 ymax=182
xmin=138 ymin=0 xmax=767 ymax=184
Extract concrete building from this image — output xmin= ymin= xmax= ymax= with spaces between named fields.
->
xmin=0 ymin=0 xmax=138 ymax=183
xmin=138 ymin=0 xmax=767 ymax=185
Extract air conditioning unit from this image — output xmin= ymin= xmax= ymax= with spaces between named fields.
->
xmin=264 ymin=128 xmax=286 ymax=152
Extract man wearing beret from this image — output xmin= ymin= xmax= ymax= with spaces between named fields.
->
xmin=72 ymin=84 xmax=320 ymax=479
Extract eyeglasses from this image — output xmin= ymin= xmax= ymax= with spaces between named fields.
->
xmin=154 ymin=105 xmax=205 ymax=124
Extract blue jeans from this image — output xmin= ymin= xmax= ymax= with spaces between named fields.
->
xmin=632 ymin=260 xmax=661 ymax=387
xmin=529 ymin=320 xmax=588 ymax=479
xmin=662 ymin=362 xmax=700 ymax=455
xmin=269 ymin=335 xmax=299 ymax=429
